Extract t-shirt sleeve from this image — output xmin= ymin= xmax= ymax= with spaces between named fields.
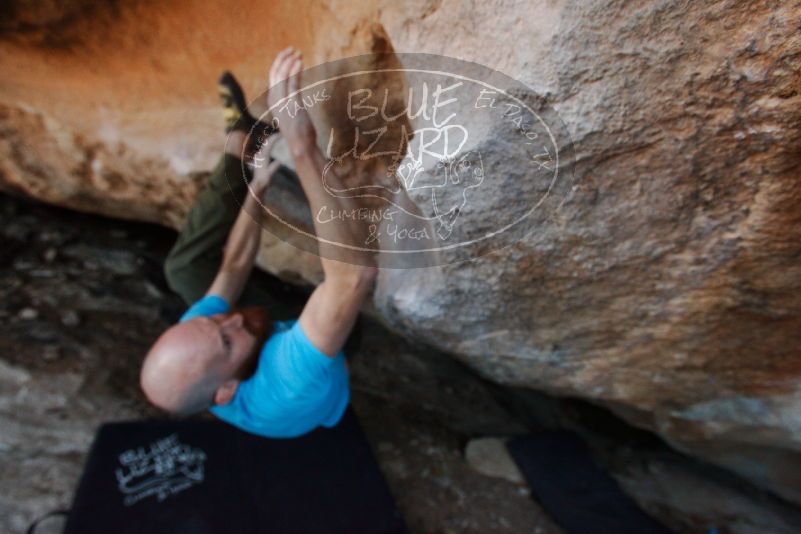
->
xmin=273 ymin=320 xmax=339 ymax=388
xmin=179 ymin=294 xmax=230 ymax=322
xmin=208 ymin=319 xmax=350 ymax=438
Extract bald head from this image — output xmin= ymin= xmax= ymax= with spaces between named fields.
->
xmin=141 ymin=319 xmax=223 ymax=415
xmin=141 ymin=310 xmax=266 ymax=415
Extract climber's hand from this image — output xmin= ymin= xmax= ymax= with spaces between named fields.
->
xmin=267 ymin=47 xmax=316 ymax=155
xmin=268 ymin=46 xmax=300 ymax=96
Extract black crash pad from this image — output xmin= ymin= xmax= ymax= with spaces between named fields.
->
xmin=62 ymin=408 xmax=405 ymax=534
xmin=507 ymin=432 xmax=671 ymax=534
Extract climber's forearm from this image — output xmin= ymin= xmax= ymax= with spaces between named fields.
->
xmin=291 ymin=143 xmax=370 ymax=272
xmin=291 ymin=146 xmax=348 ymax=224
xmin=281 ymin=100 xmax=355 ymax=213
xmin=223 ymin=192 xmax=264 ymax=271
xmin=206 ymin=190 xmax=264 ymax=302
xmin=280 ymin=92 xmax=373 ymax=273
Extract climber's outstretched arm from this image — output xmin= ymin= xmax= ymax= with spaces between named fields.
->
xmin=269 ymin=47 xmax=376 ymax=357
xmin=288 ymin=123 xmax=376 ymax=357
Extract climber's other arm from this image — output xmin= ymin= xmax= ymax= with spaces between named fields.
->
xmin=206 ymin=155 xmax=281 ymax=305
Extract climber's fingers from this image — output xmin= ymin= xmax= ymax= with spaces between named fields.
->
xmin=277 ymin=50 xmax=300 ymax=81
xmin=269 ymin=46 xmax=296 ymax=88
xmin=286 ymin=54 xmax=303 ymax=96
xmin=267 ymin=47 xmax=297 ymax=113
xmin=279 ymin=51 xmax=301 ymax=94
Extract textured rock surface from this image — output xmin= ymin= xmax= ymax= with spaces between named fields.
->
xmin=1 ymin=0 xmax=801 ymax=505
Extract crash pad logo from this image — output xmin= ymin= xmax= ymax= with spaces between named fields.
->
xmin=115 ymin=433 xmax=206 ymax=506
xmin=236 ymin=53 xmax=574 ymax=268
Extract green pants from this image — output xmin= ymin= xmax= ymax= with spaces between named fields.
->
xmin=164 ymin=154 xmax=295 ymax=319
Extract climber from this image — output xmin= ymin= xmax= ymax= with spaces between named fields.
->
xmin=140 ymin=47 xmax=377 ymax=438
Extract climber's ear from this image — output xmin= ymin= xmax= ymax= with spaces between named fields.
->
xmin=220 ymin=312 xmax=243 ymax=333
xmin=213 ymin=380 xmax=239 ymax=405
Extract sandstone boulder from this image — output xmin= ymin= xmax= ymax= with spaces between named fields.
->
xmin=1 ymin=0 xmax=800 ymax=504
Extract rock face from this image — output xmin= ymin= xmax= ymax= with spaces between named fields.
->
xmin=2 ymin=0 xmax=801 ymax=505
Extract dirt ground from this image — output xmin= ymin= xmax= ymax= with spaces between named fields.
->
xmin=0 ymin=192 xmax=561 ymax=534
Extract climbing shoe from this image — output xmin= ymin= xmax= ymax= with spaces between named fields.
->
xmin=218 ymin=71 xmax=279 ymax=142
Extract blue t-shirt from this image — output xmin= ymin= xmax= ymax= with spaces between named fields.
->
xmin=180 ymin=295 xmax=350 ymax=438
